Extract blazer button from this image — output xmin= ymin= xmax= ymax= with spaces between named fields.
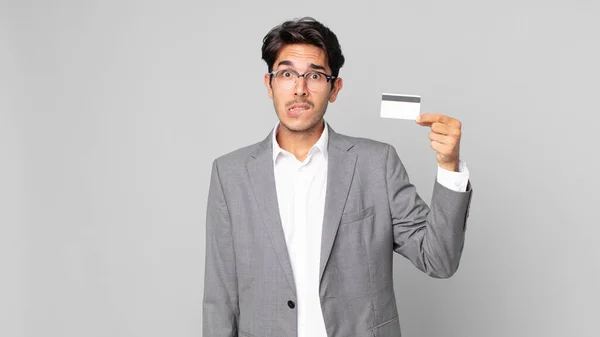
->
xmin=287 ymin=300 xmax=295 ymax=309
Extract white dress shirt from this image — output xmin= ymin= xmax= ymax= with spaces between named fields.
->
xmin=272 ymin=121 xmax=469 ymax=337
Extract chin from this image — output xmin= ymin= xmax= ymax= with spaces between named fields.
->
xmin=280 ymin=120 xmax=305 ymax=132
xmin=280 ymin=118 xmax=322 ymax=133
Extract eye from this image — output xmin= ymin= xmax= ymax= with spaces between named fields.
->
xmin=308 ymin=72 xmax=322 ymax=80
xmin=281 ymin=70 xmax=294 ymax=78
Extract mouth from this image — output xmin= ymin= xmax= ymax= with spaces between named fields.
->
xmin=288 ymin=103 xmax=311 ymax=111
xmin=287 ymin=103 xmax=311 ymax=114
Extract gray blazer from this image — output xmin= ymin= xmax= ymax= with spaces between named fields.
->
xmin=203 ymin=124 xmax=473 ymax=337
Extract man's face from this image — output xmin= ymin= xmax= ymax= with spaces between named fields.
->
xmin=264 ymin=44 xmax=343 ymax=134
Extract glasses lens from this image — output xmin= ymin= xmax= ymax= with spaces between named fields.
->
xmin=305 ymin=72 xmax=328 ymax=92
xmin=275 ymin=69 xmax=297 ymax=89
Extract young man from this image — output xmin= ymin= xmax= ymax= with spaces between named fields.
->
xmin=203 ymin=17 xmax=472 ymax=337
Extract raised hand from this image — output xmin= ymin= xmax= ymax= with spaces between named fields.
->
xmin=416 ymin=113 xmax=462 ymax=172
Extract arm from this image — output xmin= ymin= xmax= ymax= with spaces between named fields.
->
xmin=203 ymin=159 xmax=239 ymax=336
xmin=386 ymin=144 xmax=472 ymax=278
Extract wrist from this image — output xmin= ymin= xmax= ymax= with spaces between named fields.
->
xmin=439 ymin=161 xmax=459 ymax=172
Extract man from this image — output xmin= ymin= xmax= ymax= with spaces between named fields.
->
xmin=203 ymin=17 xmax=472 ymax=337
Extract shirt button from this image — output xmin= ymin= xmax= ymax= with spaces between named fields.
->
xmin=287 ymin=300 xmax=295 ymax=309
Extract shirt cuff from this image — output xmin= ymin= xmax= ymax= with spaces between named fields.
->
xmin=436 ymin=159 xmax=470 ymax=192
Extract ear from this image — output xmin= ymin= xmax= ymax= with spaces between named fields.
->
xmin=328 ymin=77 xmax=343 ymax=103
xmin=264 ymin=73 xmax=274 ymax=99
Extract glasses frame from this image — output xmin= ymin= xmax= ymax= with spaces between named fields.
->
xmin=269 ymin=68 xmax=337 ymax=92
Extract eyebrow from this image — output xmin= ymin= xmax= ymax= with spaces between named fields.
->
xmin=277 ymin=60 xmax=327 ymax=72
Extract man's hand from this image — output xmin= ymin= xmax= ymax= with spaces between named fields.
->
xmin=415 ymin=113 xmax=462 ymax=172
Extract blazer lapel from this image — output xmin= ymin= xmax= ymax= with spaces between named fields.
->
xmin=246 ymin=132 xmax=297 ymax=297
xmin=246 ymin=125 xmax=357 ymax=294
xmin=319 ymin=126 xmax=357 ymax=283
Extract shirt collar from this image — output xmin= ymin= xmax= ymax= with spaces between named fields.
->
xmin=272 ymin=120 xmax=329 ymax=163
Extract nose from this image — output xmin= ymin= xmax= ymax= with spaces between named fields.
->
xmin=294 ymin=75 xmax=308 ymax=96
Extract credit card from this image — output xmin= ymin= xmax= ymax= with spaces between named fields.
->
xmin=380 ymin=93 xmax=421 ymax=120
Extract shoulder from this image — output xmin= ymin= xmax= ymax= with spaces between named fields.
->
xmin=212 ymin=140 xmax=263 ymax=171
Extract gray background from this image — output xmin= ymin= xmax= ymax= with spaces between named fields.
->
xmin=2 ymin=0 xmax=599 ymax=336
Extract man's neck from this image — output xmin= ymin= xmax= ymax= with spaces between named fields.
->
xmin=276 ymin=120 xmax=325 ymax=162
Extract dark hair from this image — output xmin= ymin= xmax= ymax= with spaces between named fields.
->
xmin=261 ymin=17 xmax=345 ymax=78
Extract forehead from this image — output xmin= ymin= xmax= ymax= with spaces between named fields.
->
xmin=274 ymin=44 xmax=329 ymax=71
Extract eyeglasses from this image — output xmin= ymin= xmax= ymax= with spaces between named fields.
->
xmin=269 ymin=68 xmax=336 ymax=92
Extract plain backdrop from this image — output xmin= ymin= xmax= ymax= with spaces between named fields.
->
xmin=1 ymin=0 xmax=599 ymax=336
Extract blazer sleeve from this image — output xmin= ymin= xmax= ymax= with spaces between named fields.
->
xmin=203 ymin=159 xmax=239 ymax=336
xmin=386 ymin=144 xmax=473 ymax=278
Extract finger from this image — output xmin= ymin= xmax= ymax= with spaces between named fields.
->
xmin=416 ymin=113 xmax=447 ymax=125
xmin=430 ymin=140 xmax=454 ymax=157
xmin=430 ymin=140 xmax=447 ymax=153
xmin=431 ymin=122 xmax=461 ymax=137
xmin=417 ymin=113 xmax=460 ymax=127
xmin=429 ymin=132 xmax=457 ymax=146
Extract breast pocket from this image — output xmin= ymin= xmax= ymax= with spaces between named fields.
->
xmin=370 ymin=316 xmax=401 ymax=337
xmin=340 ymin=205 xmax=374 ymax=225
xmin=333 ymin=204 xmax=374 ymax=297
